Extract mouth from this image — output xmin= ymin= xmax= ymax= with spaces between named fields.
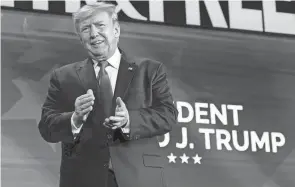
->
xmin=91 ymin=40 xmax=104 ymax=46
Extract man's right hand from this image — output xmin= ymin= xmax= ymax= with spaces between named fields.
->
xmin=72 ymin=89 xmax=95 ymax=127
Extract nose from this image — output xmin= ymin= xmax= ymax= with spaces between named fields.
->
xmin=90 ymin=24 xmax=98 ymax=39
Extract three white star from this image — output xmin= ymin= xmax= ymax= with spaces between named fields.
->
xmin=192 ymin=154 xmax=202 ymax=164
xmin=179 ymin=153 xmax=189 ymax=164
xmin=167 ymin=153 xmax=177 ymax=163
xmin=167 ymin=153 xmax=202 ymax=164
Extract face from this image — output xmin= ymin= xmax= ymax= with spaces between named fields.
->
xmin=78 ymin=10 xmax=120 ymax=61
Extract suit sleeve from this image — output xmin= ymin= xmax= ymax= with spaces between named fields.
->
xmin=38 ymin=69 xmax=75 ymax=143
xmin=123 ymin=63 xmax=178 ymax=140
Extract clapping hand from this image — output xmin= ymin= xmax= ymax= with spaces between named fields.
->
xmin=72 ymin=89 xmax=95 ymax=126
xmin=103 ymin=97 xmax=129 ymax=130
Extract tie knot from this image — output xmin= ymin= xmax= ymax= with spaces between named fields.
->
xmin=99 ymin=61 xmax=109 ymax=69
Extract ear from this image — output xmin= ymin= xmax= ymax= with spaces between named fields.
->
xmin=114 ymin=22 xmax=120 ymax=38
xmin=78 ymin=35 xmax=88 ymax=50
xmin=79 ymin=35 xmax=84 ymax=46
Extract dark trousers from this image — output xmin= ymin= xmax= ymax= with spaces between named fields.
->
xmin=107 ymin=170 xmax=118 ymax=187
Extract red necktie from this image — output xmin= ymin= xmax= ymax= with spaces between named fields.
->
xmin=98 ymin=61 xmax=113 ymax=119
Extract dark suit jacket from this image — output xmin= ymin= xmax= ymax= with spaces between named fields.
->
xmin=38 ymin=50 xmax=178 ymax=187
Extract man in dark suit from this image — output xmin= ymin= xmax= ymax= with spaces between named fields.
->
xmin=38 ymin=2 xmax=178 ymax=187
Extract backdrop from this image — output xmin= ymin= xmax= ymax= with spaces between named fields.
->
xmin=1 ymin=1 xmax=295 ymax=187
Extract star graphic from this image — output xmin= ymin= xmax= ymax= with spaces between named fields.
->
xmin=167 ymin=153 xmax=177 ymax=163
xmin=2 ymin=67 xmax=59 ymax=152
xmin=2 ymin=78 xmax=44 ymax=122
xmin=192 ymin=154 xmax=202 ymax=164
xmin=179 ymin=153 xmax=189 ymax=164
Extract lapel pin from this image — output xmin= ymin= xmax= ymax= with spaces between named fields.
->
xmin=128 ymin=67 xmax=133 ymax=71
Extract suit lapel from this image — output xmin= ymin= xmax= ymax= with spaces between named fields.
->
xmin=112 ymin=52 xmax=137 ymax=113
xmin=75 ymin=58 xmax=98 ymax=94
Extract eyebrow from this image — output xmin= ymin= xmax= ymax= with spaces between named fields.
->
xmin=80 ymin=20 xmax=105 ymax=27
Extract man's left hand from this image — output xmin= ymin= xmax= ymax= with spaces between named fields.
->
xmin=103 ymin=97 xmax=129 ymax=130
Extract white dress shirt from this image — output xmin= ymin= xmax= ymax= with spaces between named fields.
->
xmin=71 ymin=48 xmax=130 ymax=136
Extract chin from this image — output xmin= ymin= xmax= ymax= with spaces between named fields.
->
xmin=91 ymin=48 xmax=105 ymax=55
xmin=88 ymin=51 xmax=106 ymax=61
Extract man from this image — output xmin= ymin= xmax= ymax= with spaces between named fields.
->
xmin=38 ymin=2 xmax=178 ymax=187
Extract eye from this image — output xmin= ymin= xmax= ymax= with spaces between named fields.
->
xmin=96 ymin=23 xmax=105 ymax=28
xmin=81 ymin=27 xmax=89 ymax=32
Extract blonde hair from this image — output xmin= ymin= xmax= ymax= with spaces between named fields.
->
xmin=72 ymin=2 xmax=118 ymax=34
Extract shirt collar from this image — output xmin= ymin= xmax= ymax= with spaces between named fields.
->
xmin=92 ymin=48 xmax=121 ymax=69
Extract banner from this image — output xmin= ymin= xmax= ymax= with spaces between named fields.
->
xmin=1 ymin=2 xmax=295 ymax=187
xmin=1 ymin=0 xmax=295 ymax=36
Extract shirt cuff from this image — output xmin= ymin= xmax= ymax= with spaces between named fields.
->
xmin=121 ymin=119 xmax=130 ymax=133
xmin=71 ymin=113 xmax=83 ymax=136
